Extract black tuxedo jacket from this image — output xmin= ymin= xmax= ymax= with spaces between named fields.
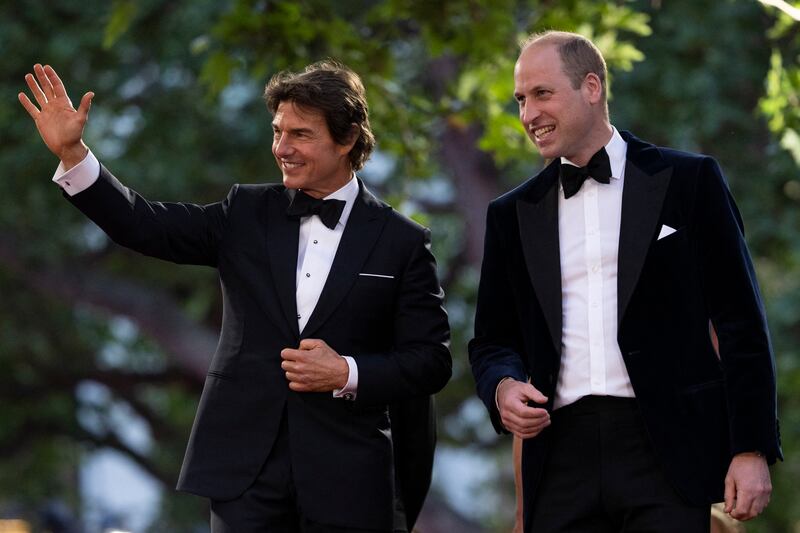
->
xmin=68 ymin=167 xmax=452 ymax=530
xmin=469 ymin=131 xmax=781 ymax=511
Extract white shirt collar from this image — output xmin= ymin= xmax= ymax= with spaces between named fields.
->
xmin=323 ymin=173 xmax=359 ymax=202
xmin=560 ymin=126 xmax=627 ymax=181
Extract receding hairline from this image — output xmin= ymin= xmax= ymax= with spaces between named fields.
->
xmin=519 ymin=30 xmax=589 ymax=54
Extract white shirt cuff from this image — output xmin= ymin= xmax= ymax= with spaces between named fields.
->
xmin=52 ymin=150 xmax=100 ymax=196
xmin=333 ymin=355 xmax=358 ymax=401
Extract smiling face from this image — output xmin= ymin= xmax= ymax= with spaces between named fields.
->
xmin=514 ymin=43 xmax=610 ymax=166
xmin=271 ymin=100 xmax=355 ymax=198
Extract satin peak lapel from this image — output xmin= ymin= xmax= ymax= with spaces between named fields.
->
xmin=301 ymin=181 xmax=390 ymax=338
xmin=266 ymin=188 xmax=301 ymax=339
xmin=617 ymin=160 xmax=671 ymax=325
xmin=517 ymin=166 xmax=562 ymax=355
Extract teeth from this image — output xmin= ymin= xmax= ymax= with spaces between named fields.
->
xmin=532 ymin=125 xmax=555 ymax=139
xmin=282 ymin=161 xmax=302 ymax=169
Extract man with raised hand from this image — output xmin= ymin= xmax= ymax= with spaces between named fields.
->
xmin=20 ymin=61 xmax=451 ymax=533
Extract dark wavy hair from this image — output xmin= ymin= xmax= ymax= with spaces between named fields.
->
xmin=264 ymin=60 xmax=376 ymax=171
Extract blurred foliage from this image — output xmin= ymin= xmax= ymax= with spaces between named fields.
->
xmin=1 ymin=0 xmax=798 ymax=532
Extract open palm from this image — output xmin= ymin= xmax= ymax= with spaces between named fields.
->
xmin=18 ymin=63 xmax=94 ymax=167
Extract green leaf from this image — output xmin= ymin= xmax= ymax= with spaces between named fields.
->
xmin=103 ymin=0 xmax=138 ymax=50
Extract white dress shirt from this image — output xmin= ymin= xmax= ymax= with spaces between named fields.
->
xmin=53 ymin=151 xmax=360 ymax=399
xmin=294 ymin=177 xmax=360 ymax=398
xmin=554 ymin=127 xmax=634 ymax=409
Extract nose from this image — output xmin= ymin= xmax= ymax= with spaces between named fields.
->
xmin=520 ymin=99 xmax=540 ymax=126
xmin=273 ymin=135 xmax=294 ymax=158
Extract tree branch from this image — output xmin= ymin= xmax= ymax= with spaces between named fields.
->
xmin=0 ymin=231 xmax=216 ymax=381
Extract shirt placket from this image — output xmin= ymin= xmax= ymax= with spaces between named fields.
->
xmin=296 ymin=223 xmax=329 ymax=331
xmin=583 ymin=182 xmax=606 ymax=394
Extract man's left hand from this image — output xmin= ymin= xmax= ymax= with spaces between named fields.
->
xmin=281 ymin=339 xmax=349 ymax=392
xmin=723 ymin=452 xmax=772 ymax=521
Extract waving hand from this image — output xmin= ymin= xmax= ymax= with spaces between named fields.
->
xmin=19 ymin=64 xmax=94 ymax=169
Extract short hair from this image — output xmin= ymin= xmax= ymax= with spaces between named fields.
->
xmin=264 ymin=60 xmax=375 ymax=171
xmin=520 ymin=31 xmax=608 ymax=102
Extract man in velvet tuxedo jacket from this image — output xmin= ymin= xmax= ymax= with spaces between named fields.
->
xmin=469 ymin=31 xmax=781 ymax=532
xmin=20 ymin=61 xmax=451 ymax=532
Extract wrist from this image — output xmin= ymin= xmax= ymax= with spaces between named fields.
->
xmin=59 ymin=142 xmax=88 ymax=170
xmin=736 ymin=450 xmax=765 ymax=459
xmin=495 ymin=376 xmax=515 ymax=409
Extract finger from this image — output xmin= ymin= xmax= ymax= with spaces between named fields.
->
xmin=510 ymin=417 xmax=550 ymax=436
xmin=34 ymin=64 xmax=55 ymax=100
xmin=25 ymin=73 xmax=47 ymax=106
xmin=288 ymin=381 xmax=310 ymax=392
xmin=750 ymin=494 xmax=769 ymax=519
xmin=521 ymin=383 xmax=548 ymax=404
xmin=732 ymin=492 xmax=753 ymax=520
xmin=77 ymin=92 xmax=94 ymax=120
xmin=512 ymin=421 xmax=550 ymax=439
xmin=503 ymin=401 xmax=549 ymax=420
xmin=284 ymin=371 xmax=302 ymax=382
xmin=44 ymin=64 xmax=68 ymax=99
xmin=502 ymin=411 xmax=549 ymax=433
xmin=723 ymin=475 xmax=735 ymax=513
xmin=18 ymin=93 xmax=40 ymax=119
xmin=281 ymin=348 xmax=303 ymax=360
xmin=299 ymin=338 xmax=323 ymax=350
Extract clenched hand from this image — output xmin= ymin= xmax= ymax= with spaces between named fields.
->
xmin=281 ymin=339 xmax=349 ymax=393
xmin=497 ymin=378 xmax=550 ymax=439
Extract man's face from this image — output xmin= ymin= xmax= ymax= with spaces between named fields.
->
xmin=272 ymin=100 xmax=353 ymax=198
xmin=514 ymin=44 xmax=601 ymax=165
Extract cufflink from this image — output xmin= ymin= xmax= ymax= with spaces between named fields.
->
xmin=343 ymin=393 xmax=354 ymax=401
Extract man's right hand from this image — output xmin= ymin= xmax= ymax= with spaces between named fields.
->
xmin=497 ymin=378 xmax=550 ymax=439
xmin=18 ymin=64 xmax=94 ymax=170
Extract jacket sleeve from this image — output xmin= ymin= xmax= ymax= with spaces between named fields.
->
xmin=66 ymin=165 xmax=236 ymax=267
xmin=696 ymin=156 xmax=782 ymax=463
xmin=468 ymin=202 xmax=528 ymax=433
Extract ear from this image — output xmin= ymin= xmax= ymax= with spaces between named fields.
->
xmin=582 ymin=73 xmax=603 ymax=105
xmin=338 ymin=123 xmax=359 ymax=155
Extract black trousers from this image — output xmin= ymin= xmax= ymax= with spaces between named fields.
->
xmin=528 ymin=395 xmax=710 ymax=533
xmin=210 ymin=412 xmax=404 ymax=533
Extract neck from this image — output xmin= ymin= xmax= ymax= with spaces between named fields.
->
xmin=302 ymin=169 xmax=353 ymax=199
xmin=570 ymin=121 xmax=613 ymax=167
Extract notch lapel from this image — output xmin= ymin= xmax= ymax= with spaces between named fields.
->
xmin=517 ymin=165 xmax=563 ymax=355
xmin=617 ymin=160 xmax=672 ymax=326
xmin=301 ymin=180 xmax=390 ymax=338
xmin=266 ymin=188 xmax=301 ymax=339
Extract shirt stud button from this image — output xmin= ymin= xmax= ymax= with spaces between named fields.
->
xmin=313 ymin=240 xmax=318 ymax=244
xmin=306 ymin=273 xmax=311 ymax=278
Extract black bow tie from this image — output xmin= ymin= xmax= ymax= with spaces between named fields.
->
xmin=286 ymin=190 xmax=346 ymax=229
xmin=559 ymin=147 xmax=612 ymax=199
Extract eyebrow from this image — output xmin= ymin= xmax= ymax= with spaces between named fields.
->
xmin=272 ymin=124 xmax=315 ymax=135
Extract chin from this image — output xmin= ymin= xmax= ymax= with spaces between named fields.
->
xmin=536 ymin=146 xmax=557 ymax=160
xmin=282 ymin=175 xmax=305 ymax=190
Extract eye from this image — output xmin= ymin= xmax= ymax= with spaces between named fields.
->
xmin=515 ymin=95 xmax=525 ymax=105
xmin=536 ymin=89 xmax=551 ymax=98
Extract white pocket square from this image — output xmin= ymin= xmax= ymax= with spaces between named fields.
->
xmin=359 ymin=272 xmax=394 ymax=279
xmin=657 ymin=224 xmax=677 ymax=240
